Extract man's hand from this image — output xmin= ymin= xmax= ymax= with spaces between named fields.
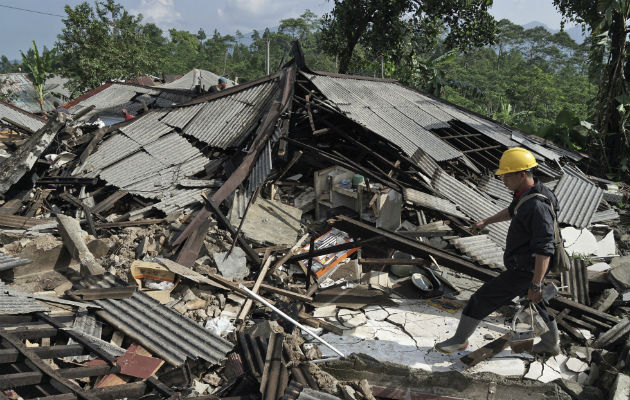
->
xmin=471 ymin=219 xmax=488 ymax=234
xmin=528 ymin=287 xmax=543 ymax=303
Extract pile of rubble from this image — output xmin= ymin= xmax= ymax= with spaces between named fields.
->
xmin=0 ymin=44 xmax=627 ymax=399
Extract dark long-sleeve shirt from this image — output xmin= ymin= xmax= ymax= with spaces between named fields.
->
xmin=503 ymin=180 xmax=558 ymax=271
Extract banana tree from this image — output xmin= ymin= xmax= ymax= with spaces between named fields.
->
xmin=20 ymin=41 xmax=53 ymax=112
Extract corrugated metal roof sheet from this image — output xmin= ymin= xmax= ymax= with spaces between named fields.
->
xmin=160 ymin=103 xmax=204 ymax=129
xmin=119 ymin=110 xmax=171 ymax=145
xmin=248 ymin=141 xmax=272 ymax=195
xmin=100 ymin=151 xmax=164 ymax=188
xmin=79 ymin=134 xmax=142 ymax=175
xmin=68 ymin=83 xmax=158 ymax=117
xmin=184 ymin=80 xmax=277 ymax=148
xmin=161 ymin=69 xmax=235 ymax=91
xmin=0 ymin=100 xmax=45 ymax=132
xmin=477 ymin=175 xmax=512 ymax=203
xmin=0 ymin=254 xmax=32 ymax=271
xmin=402 ymin=188 xmax=468 ymax=219
xmin=125 ymin=155 xmax=207 ymax=198
xmin=153 ymin=189 xmax=204 ymax=215
xmin=0 ymin=285 xmax=48 ymax=314
xmin=307 ymin=74 xmax=462 ymax=162
xmin=432 ymin=168 xmax=509 ymax=247
xmin=553 ymin=174 xmax=603 ymax=228
xmin=65 ymin=309 xmax=104 ymax=362
xmin=449 ymin=235 xmax=505 ymax=269
xmin=82 ymin=274 xmax=233 ymax=366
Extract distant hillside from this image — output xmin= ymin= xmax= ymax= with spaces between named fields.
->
xmin=522 ymin=21 xmax=587 ymax=44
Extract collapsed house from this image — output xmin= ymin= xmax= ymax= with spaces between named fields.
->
xmin=0 ymin=43 xmax=627 ymax=399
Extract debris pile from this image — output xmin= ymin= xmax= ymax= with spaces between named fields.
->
xmin=0 ymin=44 xmax=627 ymax=399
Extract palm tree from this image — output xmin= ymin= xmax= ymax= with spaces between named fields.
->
xmin=20 ymin=41 xmax=53 ymax=112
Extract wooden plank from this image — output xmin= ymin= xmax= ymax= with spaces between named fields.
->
xmin=237 ymin=250 xmax=273 ymax=323
xmin=95 ymin=219 xmax=164 ymax=229
xmin=258 ymin=283 xmax=313 ymax=303
xmin=0 ymin=199 xmax=22 ymax=215
xmin=0 ymin=214 xmax=53 ymax=229
xmin=0 ymin=329 xmax=99 ymax=400
xmin=460 ymin=333 xmax=511 ymax=367
xmin=91 ymin=191 xmax=128 ymax=214
xmin=297 ymin=311 xmax=343 ymax=336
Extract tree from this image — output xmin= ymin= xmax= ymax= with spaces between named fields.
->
xmin=0 ymin=56 xmax=20 ymax=73
xmin=20 ymin=41 xmax=53 ymax=112
xmin=553 ymin=0 xmax=630 ymax=179
xmin=56 ymin=0 xmax=160 ymax=95
xmin=321 ymin=0 xmax=496 ymax=74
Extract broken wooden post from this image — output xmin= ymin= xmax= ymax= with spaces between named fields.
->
xmin=460 ymin=333 xmax=511 ymax=367
xmin=56 ymin=214 xmax=105 ymax=277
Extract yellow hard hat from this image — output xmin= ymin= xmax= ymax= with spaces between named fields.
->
xmin=495 ymin=147 xmax=538 ymax=175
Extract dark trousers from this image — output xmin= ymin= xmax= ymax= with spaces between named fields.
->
xmin=463 ymin=268 xmax=551 ymax=323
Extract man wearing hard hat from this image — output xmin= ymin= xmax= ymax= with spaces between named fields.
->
xmin=435 ymin=148 xmax=560 ymax=355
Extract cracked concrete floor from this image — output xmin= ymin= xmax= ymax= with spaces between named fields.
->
xmin=315 ymin=299 xmax=585 ymax=384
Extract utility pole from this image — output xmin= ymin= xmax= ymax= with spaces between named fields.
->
xmin=381 ymin=55 xmax=384 ymax=79
xmin=266 ymin=39 xmax=270 ymax=75
xmin=224 ymin=49 xmax=228 ymax=75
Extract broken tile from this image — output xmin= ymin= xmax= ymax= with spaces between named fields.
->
xmin=363 ymin=306 xmax=388 ymax=321
xmin=337 ymin=309 xmax=367 ymax=328
xmin=562 ymin=227 xmax=598 ymax=257
xmin=470 ymin=357 xmax=526 ymax=377
xmin=595 ymin=230 xmax=616 ymax=257
xmin=566 ymin=357 xmax=588 ymax=373
xmin=524 ymin=361 xmax=544 ymax=380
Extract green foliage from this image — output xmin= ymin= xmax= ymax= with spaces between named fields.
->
xmin=56 ymin=0 xmax=161 ymax=96
xmin=553 ymin=0 xmax=630 ymax=181
xmin=20 ymin=41 xmax=53 ymax=112
xmin=0 ymin=56 xmax=20 ymax=73
xmin=321 ymin=0 xmax=496 ymax=74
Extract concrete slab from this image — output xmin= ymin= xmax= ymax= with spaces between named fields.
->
xmin=588 ymin=262 xmax=611 ymax=272
xmin=363 ymin=305 xmax=388 ymax=321
xmin=595 ymin=230 xmax=616 ymax=257
xmin=213 ymin=247 xmax=248 ymax=280
xmin=313 ymin=305 xmax=338 ymax=322
xmin=609 ymin=256 xmax=630 ymax=290
xmin=524 ymin=361 xmax=544 ymax=380
xmin=562 ymin=227 xmax=598 ymax=257
xmin=229 ymin=198 xmax=302 ymax=246
xmin=337 ymin=308 xmax=368 ymax=328
xmin=609 ymin=373 xmax=630 ymax=400
xmin=565 ymin=357 xmax=588 ymax=373
xmin=470 ymin=357 xmax=526 ymax=377
xmin=318 ymin=299 xmax=525 ymax=375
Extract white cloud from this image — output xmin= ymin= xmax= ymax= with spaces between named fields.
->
xmin=217 ymin=8 xmax=224 ymax=17
xmin=132 ymin=0 xmax=182 ymax=26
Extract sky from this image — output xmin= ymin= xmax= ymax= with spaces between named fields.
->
xmin=0 ymin=0 xmax=576 ymax=60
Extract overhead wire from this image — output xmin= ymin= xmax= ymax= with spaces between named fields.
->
xmin=0 ymin=3 xmax=64 ymax=18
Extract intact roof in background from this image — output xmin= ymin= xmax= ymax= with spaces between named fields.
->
xmin=0 ymin=100 xmax=46 ymax=132
xmin=65 ymin=83 xmax=195 ymax=122
xmin=161 ymin=68 xmax=235 ymax=91
xmin=0 ymin=73 xmax=70 ymax=113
